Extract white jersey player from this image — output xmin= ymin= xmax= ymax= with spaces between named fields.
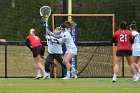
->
xmin=60 ymin=29 xmax=77 ymax=55
xmin=132 ymin=31 xmax=140 ymax=56
xmin=130 ymin=21 xmax=140 ymax=77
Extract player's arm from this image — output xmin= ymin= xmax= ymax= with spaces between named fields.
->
xmin=25 ymin=39 xmax=32 ymax=51
xmin=111 ymin=36 xmax=117 ymax=43
xmin=45 ymin=22 xmax=62 ymax=39
xmin=44 ymin=21 xmax=53 ymax=35
xmin=50 ymin=37 xmax=65 ymax=44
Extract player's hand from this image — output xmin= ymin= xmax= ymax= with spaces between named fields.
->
xmin=43 ymin=20 xmax=48 ymax=27
xmin=50 ymin=38 xmax=59 ymax=44
xmin=45 ymin=34 xmax=51 ymax=40
xmin=45 ymin=20 xmax=48 ymax=27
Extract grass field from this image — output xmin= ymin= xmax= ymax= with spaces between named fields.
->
xmin=0 ymin=78 xmax=140 ymax=93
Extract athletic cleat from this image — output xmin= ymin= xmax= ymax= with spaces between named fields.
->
xmin=47 ymin=75 xmax=51 ymax=79
xmin=112 ymin=80 xmax=116 ymax=83
xmin=112 ymin=77 xmax=116 ymax=82
xmin=71 ymin=74 xmax=78 ymax=78
xmin=62 ymin=76 xmax=70 ymax=80
xmin=35 ymin=74 xmax=42 ymax=80
xmin=43 ymin=73 xmax=49 ymax=80
xmin=74 ymin=74 xmax=78 ymax=78
xmin=133 ymin=74 xmax=139 ymax=82
xmin=71 ymin=70 xmax=78 ymax=78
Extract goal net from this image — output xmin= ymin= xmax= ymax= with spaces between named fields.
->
xmin=52 ymin=14 xmax=115 ymax=78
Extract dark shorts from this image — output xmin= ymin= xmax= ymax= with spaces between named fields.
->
xmin=46 ymin=53 xmax=63 ymax=63
xmin=116 ymin=50 xmax=132 ymax=56
xmin=32 ymin=45 xmax=45 ymax=58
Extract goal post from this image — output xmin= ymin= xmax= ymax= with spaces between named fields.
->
xmin=52 ymin=14 xmax=115 ymax=31
xmin=52 ymin=14 xmax=115 ymax=78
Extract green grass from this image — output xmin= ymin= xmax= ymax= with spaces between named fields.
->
xmin=0 ymin=78 xmax=140 ymax=93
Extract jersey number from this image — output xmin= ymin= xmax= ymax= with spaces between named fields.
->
xmin=120 ymin=34 xmax=127 ymax=42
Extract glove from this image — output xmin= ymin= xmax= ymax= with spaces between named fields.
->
xmin=43 ymin=20 xmax=48 ymax=27
xmin=45 ymin=34 xmax=54 ymax=40
xmin=46 ymin=30 xmax=53 ymax=36
xmin=45 ymin=21 xmax=48 ymax=27
xmin=50 ymin=38 xmax=59 ymax=44
xmin=45 ymin=34 xmax=51 ymax=40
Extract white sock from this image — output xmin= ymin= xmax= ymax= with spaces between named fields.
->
xmin=133 ymin=74 xmax=136 ymax=77
xmin=48 ymin=72 xmax=50 ymax=78
xmin=138 ymin=69 xmax=140 ymax=74
xmin=37 ymin=69 xmax=41 ymax=75
xmin=113 ymin=74 xmax=117 ymax=78
xmin=42 ymin=70 xmax=48 ymax=75
xmin=67 ymin=71 xmax=70 ymax=77
xmin=71 ymin=67 xmax=76 ymax=71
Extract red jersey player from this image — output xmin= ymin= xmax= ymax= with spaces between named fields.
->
xmin=26 ymin=28 xmax=48 ymax=79
xmin=111 ymin=21 xmax=139 ymax=82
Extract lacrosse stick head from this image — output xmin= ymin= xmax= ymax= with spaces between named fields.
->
xmin=40 ymin=6 xmax=51 ymax=21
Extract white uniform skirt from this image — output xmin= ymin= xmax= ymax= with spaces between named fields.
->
xmin=65 ymin=49 xmax=77 ymax=55
xmin=132 ymin=50 xmax=140 ymax=56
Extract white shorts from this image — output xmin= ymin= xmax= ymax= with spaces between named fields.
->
xmin=65 ymin=49 xmax=77 ymax=55
xmin=132 ymin=50 xmax=140 ymax=56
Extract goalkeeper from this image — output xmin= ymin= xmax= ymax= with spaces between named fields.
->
xmin=44 ymin=24 xmax=66 ymax=79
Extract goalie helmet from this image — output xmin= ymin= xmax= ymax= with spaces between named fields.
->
xmin=54 ymin=27 xmax=61 ymax=35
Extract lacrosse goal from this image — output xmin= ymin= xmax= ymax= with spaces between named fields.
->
xmin=52 ymin=14 xmax=115 ymax=78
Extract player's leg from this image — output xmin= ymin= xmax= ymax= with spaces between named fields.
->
xmin=55 ymin=54 xmax=66 ymax=77
xmin=112 ymin=56 xmax=122 ymax=82
xmin=126 ymin=56 xmax=139 ymax=81
xmin=34 ymin=46 xmax=48 ymax=79
xmin=132 ymin=56 xmax=140 ymax=76
xmin=55 ymin=54 xmax=66 ymax=69
xmin=32 ymin=48 xmax=42 ymax=79
xmin=34 ymin=54 xmax=49 ymax=79
xmin=34 ymin=55 xmax=44 ymax=79
xmin=132 ymin=50 xmax=140 ymax=76
xmin=133 ymin=56 xmax=139 ymax=64
xmin=44 ymin=53 xmax=54 ymax=79
xmin=39 ymin=46 xmax=49 ymax=79
xmin=62 ymin=52 xmax=74 ymax=79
